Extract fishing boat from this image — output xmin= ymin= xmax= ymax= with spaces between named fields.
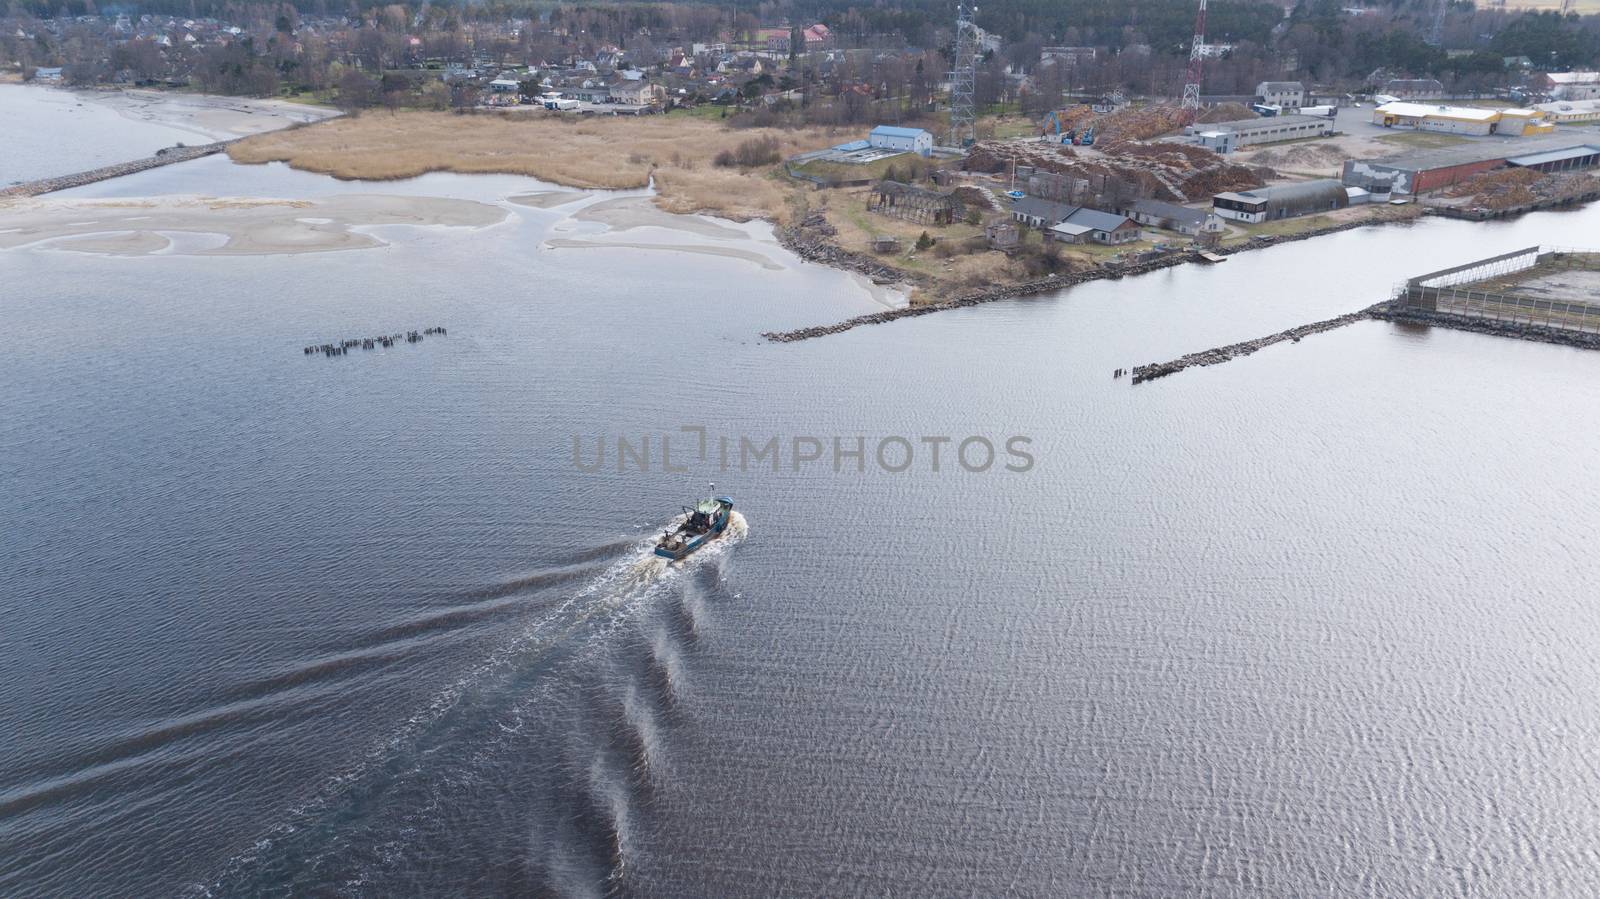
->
xmin=654 ymin=496 xmax=734 ymax=561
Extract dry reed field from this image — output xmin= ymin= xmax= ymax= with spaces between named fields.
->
xmin=229 ymin=111 xmax=845 ymax=222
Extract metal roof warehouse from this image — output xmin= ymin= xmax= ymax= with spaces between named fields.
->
xmin=1341 ymin=137 xmax=1600 ymax=193
xmin=1507 ymin=145 xmax=1600 ymax=172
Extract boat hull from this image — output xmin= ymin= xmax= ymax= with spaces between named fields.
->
xmin=654 ymin=499 xmax=733 ymax=560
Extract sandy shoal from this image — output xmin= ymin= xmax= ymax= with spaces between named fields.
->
xmin=0 ymin=194 xmax=505 ymax=256
xmin=509 ymin=190 xmax=594 ymax=209
xmin=545 ymin=237 xmax=783 ymax=271
xmin=571 ymin=196 xmax=749 ymax=239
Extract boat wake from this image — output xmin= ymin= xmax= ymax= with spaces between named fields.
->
xmin=195 ymin=511 xmax=748 ymax=897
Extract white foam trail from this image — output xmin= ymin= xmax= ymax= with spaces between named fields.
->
xmin=200 ymin=511 xmax=750 ymax=893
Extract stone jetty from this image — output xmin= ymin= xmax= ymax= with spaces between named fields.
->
xmin=1370 ymin=305 xmax=1600 ymax=351
xmin=763 ymin=206 xmax=1425 ymax=344
xmin=1 ymin=142 xmax=233 ymax=198
xmin=1128 ymin=292 xmax=1600 ymax=386
xmin=304 ymin=327 xmax=447 ymax=358
xmin=775 ymin=213 xmax=915 ymax=286
xmin=762 ymin=253 xmax=1191 ymax=343
xmin=1130 ymin=307 xmax=1381 ymax=385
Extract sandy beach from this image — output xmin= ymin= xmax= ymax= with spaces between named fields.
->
xmin=85 ymin=88 xmax=338 ymax=142
xmin=0 ymin=194 xmax=505 ymax=256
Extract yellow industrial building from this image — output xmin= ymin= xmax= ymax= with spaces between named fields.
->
xmin=1534 ymin=99 xmax=1600 ymax=124
xmin=1372 ymin=102 xmax=1555 ymax=137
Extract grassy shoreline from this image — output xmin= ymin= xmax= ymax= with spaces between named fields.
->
xmin=229 ymin=110 xmax=845 ymax=224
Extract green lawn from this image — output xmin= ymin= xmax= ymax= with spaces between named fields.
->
xmin=1373 ymin=131 xmax=1471 ymax=149
xmin=1219 ymin=214 xmax=1338 ymax=246
xmin=989 ymin=117 xmax=1043 ymax=140
xmin=790 ymin=154 xmax=922 ymax=183
xmin=665 ymin=104 xmax=734 ymax=120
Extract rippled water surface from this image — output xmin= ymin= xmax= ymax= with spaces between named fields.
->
xmin=1 ymin=84 xmax=210 ymax=183
xmin=4 ymin=150 xmax=1600 ymax=897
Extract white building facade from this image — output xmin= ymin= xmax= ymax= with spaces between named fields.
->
xmin=869 ymin=126 xmax=934 ymax=157
xmin=1255 ymin=81 xmax=1305 ymax=110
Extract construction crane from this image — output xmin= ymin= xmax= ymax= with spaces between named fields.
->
xmin=947 ymin=3 xmax=981 ymax=148
xmin=1181 ymin=0 xmax=1208 ymax=114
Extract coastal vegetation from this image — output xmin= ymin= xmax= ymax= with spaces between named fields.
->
xmin=229 ymin=112 xmax=843 ymax=223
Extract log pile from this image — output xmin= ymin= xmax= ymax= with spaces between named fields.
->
xmin=964 ymin=139 xmax=1263 ymax=204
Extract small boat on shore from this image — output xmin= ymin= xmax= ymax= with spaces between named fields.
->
xmin=654 ymin=496 xmax=734 ymax=560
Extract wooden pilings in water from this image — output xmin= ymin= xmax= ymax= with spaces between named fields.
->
xmin=302 ymin=327 xmax=447 ymax=358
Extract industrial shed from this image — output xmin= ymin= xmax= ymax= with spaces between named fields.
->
xmin=1534 ymin=99 xmax=1600 ymax=124
xmin=1340 ymin=138 xmax=1598 ymax=195
xmin=1506 ymin=145 xmax=1600 ymax=174
xmin=1184 ymin=114 xmax=1334 ymax=151
xmin=1212 ymin=179 xmax=1349 ymax=223
xmin=1373 ymin=102 xmax=1501 ymax=136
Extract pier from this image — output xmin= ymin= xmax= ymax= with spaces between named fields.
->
xmin=1132 ymin=246 xmax=1600 ymax=385
xmin=1394 ymin=246 xmax=1600 ymax=333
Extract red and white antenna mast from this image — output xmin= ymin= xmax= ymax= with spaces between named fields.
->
xmin=1181 ymin=0 xmax=1208 ymax=111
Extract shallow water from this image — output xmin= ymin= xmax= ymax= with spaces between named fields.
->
xmin=2 ymin=84 xmax=211 ymax=183
xmin=4 ymin=152 xmax=1600 ymax=897
xmin=0 ymin=84 xmax=326 ymax=185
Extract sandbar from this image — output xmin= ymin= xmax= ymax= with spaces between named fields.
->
xmin=573 ymin=196 xmax=748 ymax=240
xmin=546 ymin=237 xmax=784 ymax=271
xmin=0 ymin=194 xmax=505 ymax=256
xmin=509 ymin=190 xmax=594 ymax=209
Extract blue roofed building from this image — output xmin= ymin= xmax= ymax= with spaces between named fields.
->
xmin=869 ymin=125 xmax=934 ymax=157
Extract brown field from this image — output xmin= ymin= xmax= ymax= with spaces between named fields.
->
xmin=1496 ymin=0 xmax=1600 ymax=9
xmin=229 ymin=111 xmax=848 ymax=223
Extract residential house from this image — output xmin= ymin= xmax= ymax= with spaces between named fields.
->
xmin=1048 ymin=207 xmax=1141 ymax=245
xmin=1381 ymin=78 xmax=1444 ymax=100
xmin=1255 ymin=81 xmax=1304 ymax=110
xmin=1543 ymin=72 xmax=1600 ymax=101
xmin=1011 ymin=197 xmax=1076 ymax=228
xmin=1117 ymin=198 xmax=1207 ymax=235
xmin=1041 ymin=46 xmax=1096 ymax=67
xmin=609 ymin=81 xmax=660 ymax=105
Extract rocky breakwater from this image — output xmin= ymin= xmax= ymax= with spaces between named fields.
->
xmin=1 ymin=142 xmax=232 ymax=198
xmin=775 ymin=213 xmax=915 ymax=286
xmin=763 ymin=251 xmax=1191 ymax=343
xmin=1370 ymin=304 xmax=1600 ymax=351
xmin=1131 ymin=306 xmax=1382 ymax=385
xmin=763 ymin=206 xmax=1422 ymax=344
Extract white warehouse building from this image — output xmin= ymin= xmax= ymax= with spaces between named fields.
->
xmin=1184 ymin=114 xmax=1335 ymax=152
xmin=868 ymin=125 xmax=934 ymax=157
xmin=1373 ymin=102 xmax=1500 ymax=136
